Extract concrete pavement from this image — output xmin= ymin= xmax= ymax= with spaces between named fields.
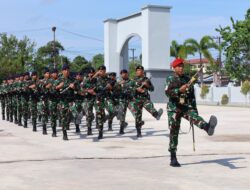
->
xmin=0 ymin=104 xmax=250 ymax=190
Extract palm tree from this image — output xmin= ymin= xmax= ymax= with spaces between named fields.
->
xmin=184 ymin=36 xmax=218 ymax=84
xmin=170 ymin=40 xmax=195 ymax=59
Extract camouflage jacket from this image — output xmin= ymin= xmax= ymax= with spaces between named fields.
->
xmin=116 ymin=78 xmax=134 ymax=100
xmin=132 ymin=76 xmax=154 ymax=99
xmin=95 ymin=75 xmax=109 ymax=100
xmin=81 ymin=76 xmax=97 ymax=99
xmin=165 ymin=74 xmax=197 ymax=112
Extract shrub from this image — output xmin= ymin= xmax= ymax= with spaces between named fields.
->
xmin=221 ymin=94 xmax=229 ymax=105
xmin=200 ymin=84 xmax=209 ymax=99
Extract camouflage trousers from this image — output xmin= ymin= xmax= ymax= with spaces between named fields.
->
xmin=84 ymin=98 xmax=95 ymax=128
xmin=49 ymin=100 xmax=58 ymax=129
xmin=95 ymin=99 xmax=105 ymax=131
xmin=22 ymin=96 xmax=29 ymax=124
xmin=105 ymin=98 xmax=118 ymax=126
xmin=167 ymin=108 xmax=208 ymax=153
xmin=130 ymin=98 xmax=158 ymax=128
xmin=30 ymin=98 xmax=38 ymax=127
xmin=6 ymin=96 xmax=13 ymax=121
xmin=17 ymin=97 xmax=22 ymax=123
xmin=70 ymin=100 xmax=83 ymax=125
xmin=59 ymin=100 xmax=71 ymax=131
xmin=38 ymin=99 xmax=49 ymax=126
xmin=1 ymin=98 xmax=5 ymax=118
xmin=12 ymin=96 xmax=17 ymax=122
xmin=117 ymin=99 xmax=130 ymax=127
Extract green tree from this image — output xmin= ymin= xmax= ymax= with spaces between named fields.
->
xmin=71 ymin=55 xmax=90 ymax=71
xmin=91 ymin=54 xmax=104 ymax=69
xmin=34 ymin=41 xmax=64 ymax=74
xmin=184 ymin=36 xmax=218 ymax=83
xmin=128 ymin=59 xmax=141 ymax=79
xmin=170 ymin=40 xmax=195 ymax=59
xmin=216 ymin=8 xmax=250 ymax=82
xmin=0 ymin=33 xmax=35 ymax=80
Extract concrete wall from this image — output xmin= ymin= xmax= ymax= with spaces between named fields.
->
xmin=194 ymin=84 xmax=250 ymax=106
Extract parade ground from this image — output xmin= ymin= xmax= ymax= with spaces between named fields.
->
xmin=0 ymin=104 xmax=250 ymax=190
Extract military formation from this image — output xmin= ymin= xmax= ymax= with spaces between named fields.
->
xmin=0 ymin=64 xmax=163 ymax=141
xmin=0 ymin=58 xmax=218 ymax=167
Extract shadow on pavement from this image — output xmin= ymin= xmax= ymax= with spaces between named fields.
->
xmin=182 ymin=157 xmax=246 ymax=169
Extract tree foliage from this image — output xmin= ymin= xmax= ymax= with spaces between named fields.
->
xmin=0 ymin=33 xmax=35 ymax=80
xmin=216 ymin=8 xmax=250 ymax=82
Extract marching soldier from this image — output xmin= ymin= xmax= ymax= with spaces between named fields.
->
xmin=165 ymin=58 xmax=218 ymax=167
xmin=48 ymin=69 xmax=60 ymax=137
xmin=0 ymin=78 xmax=7 ymax=120
xmin=105 ymin=72 xmax=118 ymax=131
xmin=56 ymin=64 xmax=74 ymax=140
xmin=130 ymin=66 xmax=163 ymax=137
xmin=94 ymin=65 xmax=109 ymax=139
xmin=38 ymin=68 xmax=51 ymax=135
xmin=81 ymin=67 xmax=96 ymax=136
xmin=116 ymin=69 xmax=133 ymax=134
xmin=71 ymin=71 xmax=84 ymax=133
xmin=29 ymin=71 xmax=39 ymax=132
xmin=22 ymin=72 xmax=31 ymax=128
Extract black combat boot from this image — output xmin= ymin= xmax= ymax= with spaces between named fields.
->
xmin=153 ymin=108 xmax=163 ymax=120
xmin=87 ymin=123 xmax=93 ymax=135
xmin=170 ymin=152 xmax=181 ymax=167
xmin=98 ymin=127 xmax=103 ymax=139
xmin=52 ymin=126 xmax=57 ymax=137
xmin=75 ymin=124 xmax=80 ymax=133
xmin=42 ymin=125 xmax=47 ymax=135
xmin=10 ymin=117 xmax=13 ymax=122
xmin=108 ymin=120 xmax=113 ymax=131
xmin=66 ymin=124 xmax=70 ymax=130
xmin=18 ymin=121 xmax=23 ymax=126
xmin=7 ymin=115 xmax=9 ymax=121
xmin=204 ymin=115 xmax=217 ymax=136
xmin=136 ymin=125 xmax=142 ymax=138
xmin=63 ymin=130 xmax=68 ymax=140
xmin=14 ymin=119 xmax=18 ymax=124
xmin=23 ymin=121 xmax=28 ymax=128
xmin=2 ymin=115 xmax=5 ymax=120
xmin=32 ymin=120 xmax=37 ymax=132
xmin=119 ymin=122 xmax=125 ymax=135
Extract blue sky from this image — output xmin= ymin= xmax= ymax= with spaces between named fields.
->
xmin=0 ymin=0 xmax=249 ymax=60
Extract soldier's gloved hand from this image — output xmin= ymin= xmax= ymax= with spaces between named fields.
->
xmin=179 ymin=84 xmax=188 ymax=93
xmin=87 ymin=89 xmax=96 ymax=95
xmin=136 ymin=87 xmax=145 ymax=93
xmin=69 ymin=83 xmax=75 ymax=89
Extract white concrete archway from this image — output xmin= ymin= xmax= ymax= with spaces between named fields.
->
xmin=104 ymin=5 xmax=172 ymax=102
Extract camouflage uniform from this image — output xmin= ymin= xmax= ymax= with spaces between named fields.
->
xmin=29 ymin=76 xmax=39 ymax=131
xmin=71 ymin=76 xmax=84 ymax=133
xmin=105 ymin=75 xmax=118 ymax=131
xmin=0 ymin=81 xmax=7 ymax=120
xmin=82 ymin=75 xmax=97 ymax=135
xmin=6 ymin=79 xmax=14 ymax=122
xmin=59 ymin=73 xmax=74 ymax=140
xmin=21 ymin=77 xmax=31 ymax=128
xmin=94 ymin=74 xmax=109 ymax=139
xmin=38 ymin=77 xmax=50 ymax=134
xmin=165 ymin=74 xmax=208 ymax=153
xmin=116 ymin=77 xmax=134 ymax=134
xmin=130 ymin=75 xmax=162 ymax=137
xmin=49 ymin=76 xmax=61 ymax=137
xmin=15 ymin=78 xmax=23 ymax=125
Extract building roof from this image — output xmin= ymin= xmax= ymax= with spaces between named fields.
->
xmin=186 ymin=58 xmax=211 ymax=65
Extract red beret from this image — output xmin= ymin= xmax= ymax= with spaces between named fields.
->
xmin=172 ymin=58 xmax=184 ymax=68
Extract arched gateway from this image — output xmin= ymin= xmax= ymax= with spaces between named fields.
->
xmin=104 ymin=5 xmax=172 ymax=102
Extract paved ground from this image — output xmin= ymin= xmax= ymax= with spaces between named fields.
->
xmin=0 ymin=104 xmax=250 ymax=190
